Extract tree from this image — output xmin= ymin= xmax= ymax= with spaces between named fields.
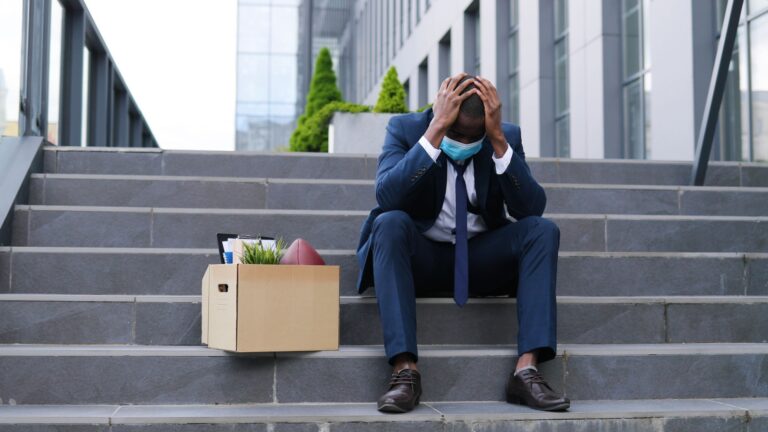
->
xmin=373 ymin=67 xmax=408 ymax=113
xmin=299 ymin=47 xmax=342 ymax=124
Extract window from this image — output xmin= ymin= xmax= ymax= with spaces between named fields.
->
xmin=418 ymin=59 xmax=428 ymax=108
xmin=716 ymin=0 xmax=768 ymax=162
xmin=621 ymin=0 xmax=651 ymax=159
xmin=554 ymin=0 xmax=569 ymax=157
xmin=507 ymin=0 xmax=520 ymax=124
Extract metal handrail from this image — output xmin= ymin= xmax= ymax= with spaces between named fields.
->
xmin=691 ymin=0 xmax=744 ymax=185
xmin=18 ymin=0 xmax=159 ymax=148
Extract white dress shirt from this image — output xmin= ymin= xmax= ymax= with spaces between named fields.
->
xmin=418 ymin=135 xmax=514 ymax=243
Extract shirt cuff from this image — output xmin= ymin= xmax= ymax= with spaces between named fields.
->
xmin=492 ymin=142 xmax=514 ymax=174
xmin=418 ymin=135 xmax=441 ymax=162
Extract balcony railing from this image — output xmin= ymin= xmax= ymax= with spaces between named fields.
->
xmin=16 ymin=0 xmax=158 ymax=147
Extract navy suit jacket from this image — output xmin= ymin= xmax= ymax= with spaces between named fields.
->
xmin=354 ymin=107 xmax=547 ymax=295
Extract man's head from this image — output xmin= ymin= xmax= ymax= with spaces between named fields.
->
xmin=445 ymin=75 xmax=486 ymax=144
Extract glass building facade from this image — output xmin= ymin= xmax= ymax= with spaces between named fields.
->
xmin=717 ymin=0 xmax=768 ymax=162
xmin=621 ymin=0 xmax=652 ymax=159
xmin=236 ymin=0 xmax=354 ymax=151
xmin=236 ymin=0 xmax=301 ymax=152
xmin=554 ymin=0 xmax=569 ymax=157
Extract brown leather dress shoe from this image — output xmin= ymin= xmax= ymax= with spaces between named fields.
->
xmin=506 ymin=368 xmax=570 ymax=411
xmin=377 ymin=368 xmax=422 ymax=413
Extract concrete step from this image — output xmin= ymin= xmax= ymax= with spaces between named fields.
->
xmin=2 ymin=247 xmax=765 ymax=297
xmin=0 ymin=343 xmax=766 ymax=404
xmin=28 ymin=173 xmax=768 ymax=216
xmin=42 ymin=147 xmax=768 ymax=186
xmin=11 ymin=206 xmax=768 ymax=252
xmin=1 ymin=293 xmax=766 ymax=346
xmin=0 ymin=398 xmax=765 ymax=431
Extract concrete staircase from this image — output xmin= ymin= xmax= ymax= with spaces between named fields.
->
xmin=0 ymin=145 xmax=767 ymax=431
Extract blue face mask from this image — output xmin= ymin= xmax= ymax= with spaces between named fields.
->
xmin=440 ymin=134 xmax=485 ymax=161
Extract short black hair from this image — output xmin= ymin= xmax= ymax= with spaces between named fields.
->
xmin=457 ymin=75 xmax=485 ymax=118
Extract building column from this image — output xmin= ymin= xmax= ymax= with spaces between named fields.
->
xmin=648 ymin=0 xmax=697 ymax=160
xmin=568 ymin=0 xmax=622 ymax=159
xmin=518 ymin=0 xmax=554 ymax=157
xmin=478 ymin=0 xmax=499 ymax=83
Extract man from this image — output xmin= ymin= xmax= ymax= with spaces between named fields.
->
xmin=355 ymin=72 xmax=569 ymax=413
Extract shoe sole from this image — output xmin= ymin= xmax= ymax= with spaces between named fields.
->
xmin=377 ymin=396 xmax=421 ymax=414
xmin=506 ymin=394 xmax=570 ymax=411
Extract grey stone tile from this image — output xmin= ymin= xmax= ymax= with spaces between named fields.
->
xmin=667 ymin=303 xmax=768 ymax=343
xmin=469 ymin=418 xmax=658 ymax=432
xmin=741 ymin=165 xmax=768 ymax=187
xmin=0 ymin=403 xmax=115 ymax=425
xmin=662 ymin=416 xmax=747 ymax=432
xmin=549 ymin=217 xmax=605 ymax=252
xmin=703 ymin=164 xmax=742 ymax=187
xmin=272 ymin=424 xmax=318 ymax=432
xmin=162 ymin=153 xmax=370 ymax=180
xmin=0 ymin=426 xmax=107 ymax=432
xmin=10 ymin=250 xmax=219 ymax=295
xmin=135 ymin=302 xmax=202 ymax=346
xmin=56 ymin=151 xmax=162 ymax=175
xmin=0 ymin=355 xmax=274 ymax=404
xmin=606 ymin=219 xmax=768 ymax=253
xmin=324 ymin=253 xmax=360 ymax=297
xmin=332 ymin=422 xmax=443 ymax=432
xmin=151 ymin=212 xmax=365 ymax=250
xmin=527 ymin=161 xmax=558 ymax=183
xmin=275 ymin=354 xmax=388 ymax=403
xmin=747 ymin=255 xmax=768 ymax=295
xmin=557 ymin=254 xmax=745 ymax=296
xmin=266 ymin=182 xmax=376 ymax=211
xmin=0 ymin=301 xmax=133 ymax=344
xmin=276 ymin=352 xmax=563 ymax=402
xmin=709 ymin=397 xmax=768 ymax=412
xmin=42 ymin=148 xmax=57 ymax=173
xmin=111 ymin=402 xmax=439 ymax=423
xmin=545 ymin=188 xmax=679 ymax=215
xmin=10 ymin=209 xmax=28 ymax=247
xmin=25 ymin=209 xmax=151 ymax=247
xmin=750 ymin=416 xmax=768 ymax=432
xmin=0 ymin=250 xmax=9 ymax=293
xmin=680 ymin=190 xmax=768 ymax=216
xmin=111 ymin=425 xmax=266 ymax=431
xmin=556 ymin=161 xmax=688 ymax=186
xmin=42 ymin=178 xmax=267 ymax=209
xmin=558 ymin=303 xmax=665 ymax=344
xmin=340 ymin=301 xmax=665 ymax=346
xmin=564 ymin=354 xmax=768 ymax=400
xmin=28 ymin=177 xmax=45 ymax=205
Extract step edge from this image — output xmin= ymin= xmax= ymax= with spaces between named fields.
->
xmin=0 ymin=343 xmax=766 ymax=357
xmin=0 ymin=398 xmax=764 ymax=424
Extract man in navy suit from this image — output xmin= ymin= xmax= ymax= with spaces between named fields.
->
xmin=355 ymin=72 xmax=569 ymax=413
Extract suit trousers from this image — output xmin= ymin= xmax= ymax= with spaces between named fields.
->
xmin=369 ymin=210 xmax=560 ymax=366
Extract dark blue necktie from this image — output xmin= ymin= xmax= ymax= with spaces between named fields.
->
xmin=448 ymin=158 xmax=469 ymax=307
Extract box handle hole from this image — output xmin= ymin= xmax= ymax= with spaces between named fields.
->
xmin=218 ymin=284 xmax=229 ymax=293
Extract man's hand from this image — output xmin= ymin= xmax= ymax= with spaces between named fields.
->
xmin=424 ymin=72 xmax=478 ymax=148
xmin=473 ymin=76 xmax=507 ymax=157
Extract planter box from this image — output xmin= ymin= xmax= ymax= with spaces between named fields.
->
xmin=201 ymin=264 xmax=340 ymax=353
xmin=329 ymin=112 xmax=397 ymax=154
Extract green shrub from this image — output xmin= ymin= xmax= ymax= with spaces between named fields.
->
xmin=296 ymin=47 xmax=342 ymax=128
xmin=290 ymin=101 xmax=371 ymax=152
xmin=416 ymin=103 xmax=433 ymax=112
xmin=239 ymin=238 xmax=288 ymax=265
xmin=374 ymin=67 xmax=408 ymax=113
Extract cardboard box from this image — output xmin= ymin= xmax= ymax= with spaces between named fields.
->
xmin=201 ymin=264 xmax=340 ymax=352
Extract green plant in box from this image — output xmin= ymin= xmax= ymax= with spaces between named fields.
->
xmin=239 ymin=238 xmax=288 ymax=265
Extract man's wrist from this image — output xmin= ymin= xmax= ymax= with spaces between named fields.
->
xmin=489 ymin=131 xmax=507 ymax=157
